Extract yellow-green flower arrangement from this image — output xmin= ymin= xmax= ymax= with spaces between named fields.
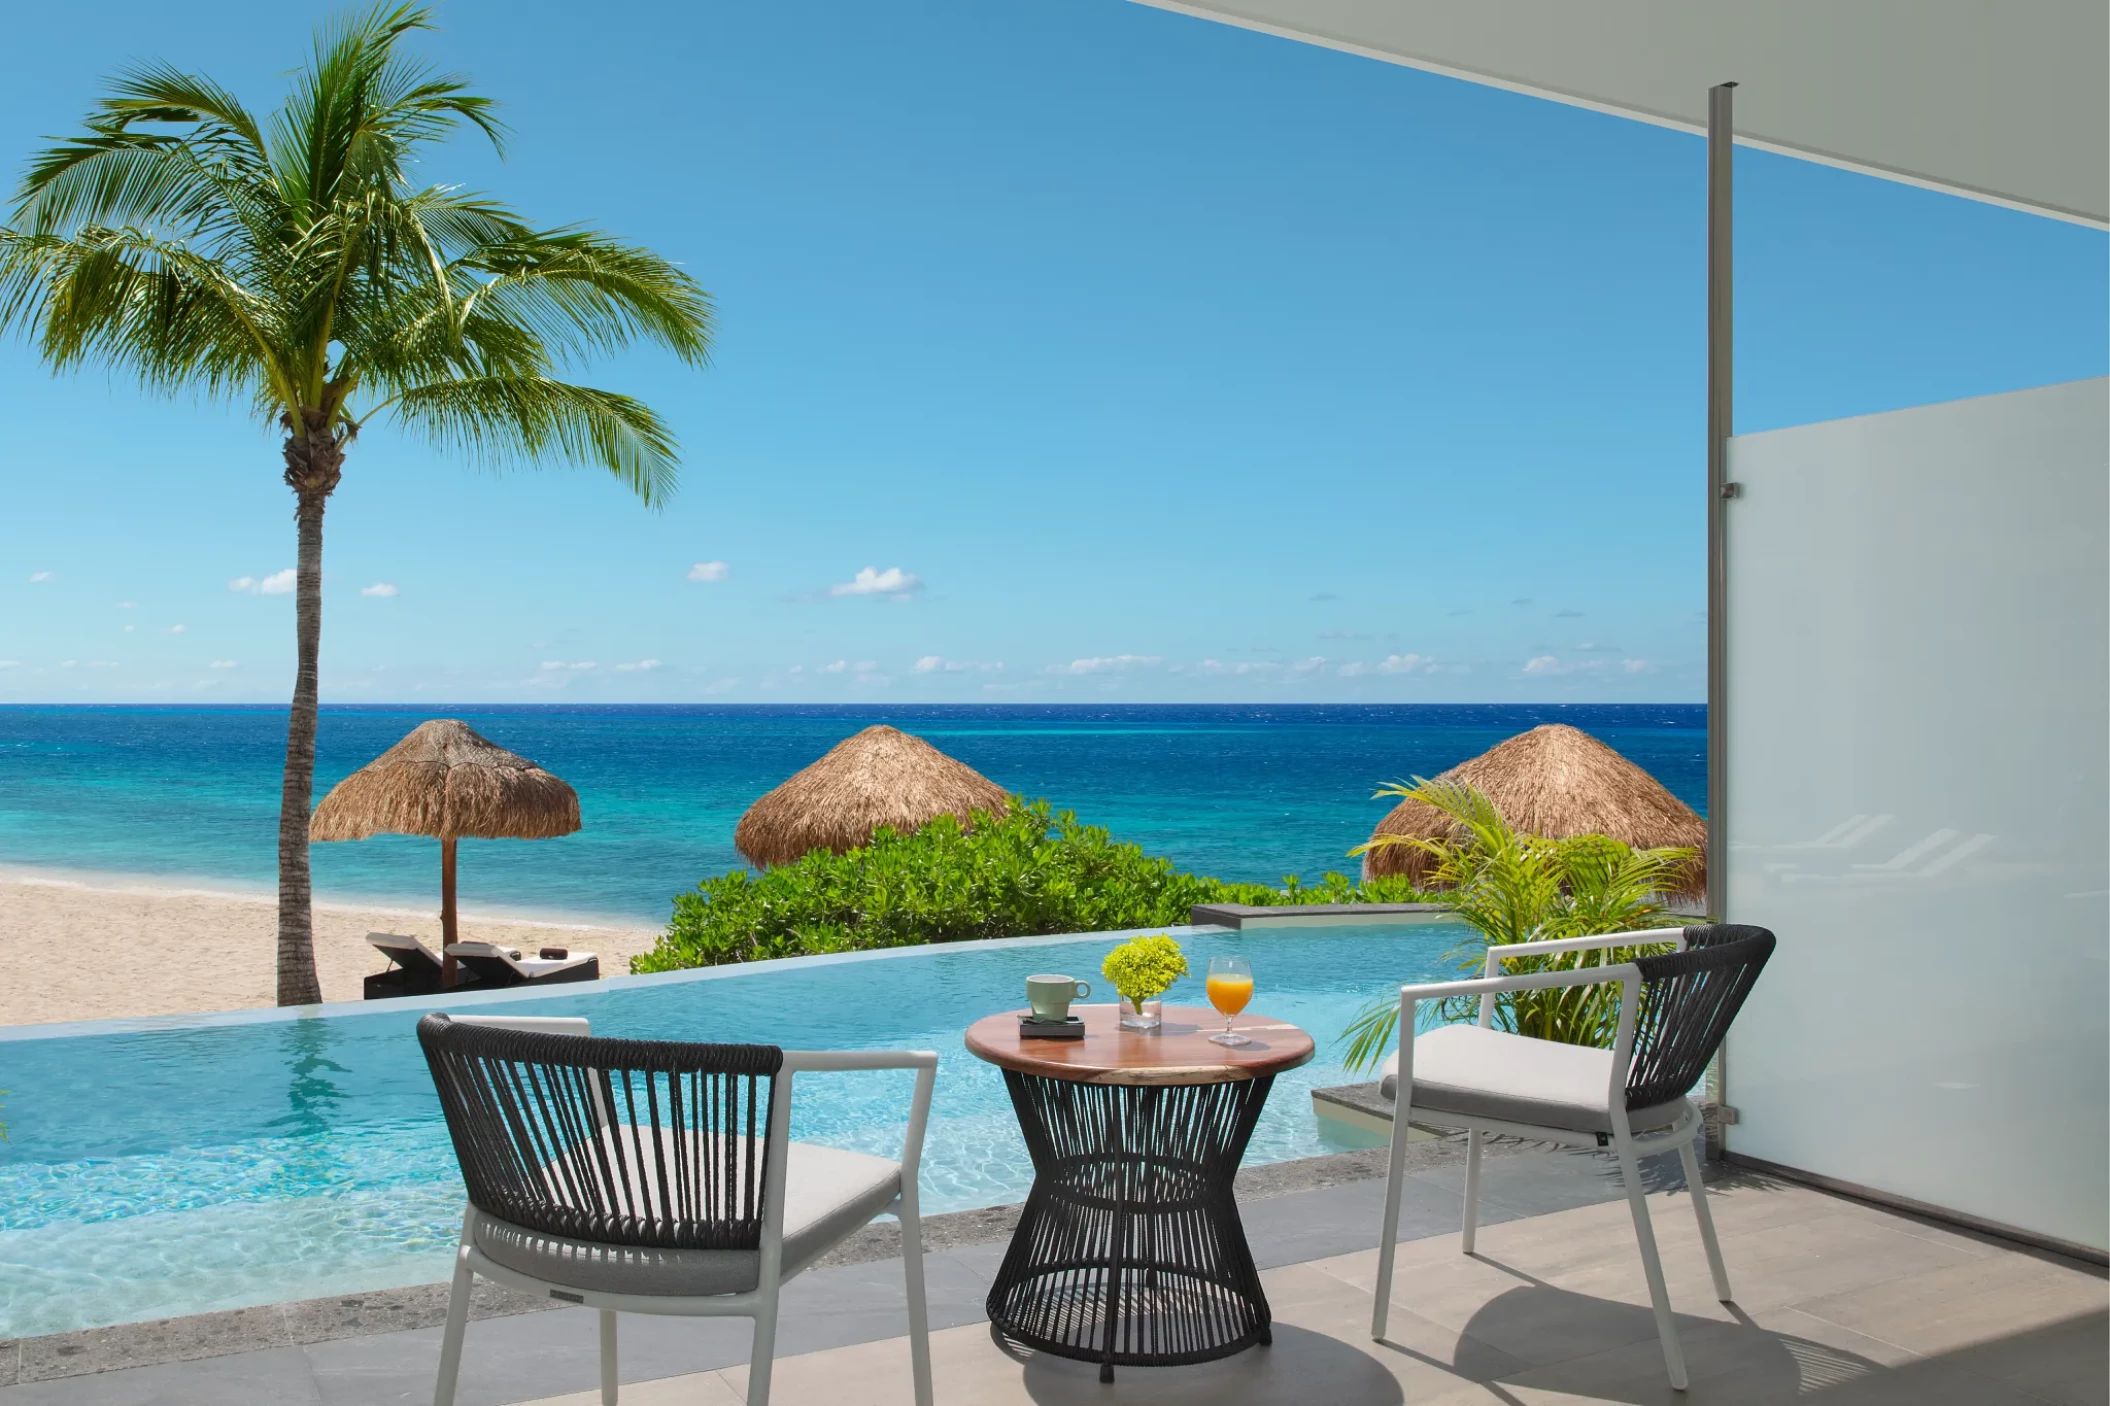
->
xmin=1102 ymin=934 xmax=1188 ymax=1014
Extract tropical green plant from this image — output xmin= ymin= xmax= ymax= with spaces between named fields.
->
xmin=1336 ymin=778 xmax=1694 ymax=1072
xmin=635 ymin=798 xmax=1433 ymax=972
xmin=1100 ymin=934 xmax=1189 ymax=1014
xmin=0 ymin=5 xmax=712 ymax=1004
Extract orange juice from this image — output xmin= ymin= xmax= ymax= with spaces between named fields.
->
xmin=1206 ymin=973 xmax=1253 ymax=1017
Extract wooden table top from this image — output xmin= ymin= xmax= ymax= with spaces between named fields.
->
xmin=964 ymin=1003 xmax=1315 ymax=1085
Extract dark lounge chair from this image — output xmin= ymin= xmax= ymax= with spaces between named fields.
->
xmin=442 ymin=939 xmax=600 ymax=988
xmin=363 ymin=931 xmax=482 ymax=1000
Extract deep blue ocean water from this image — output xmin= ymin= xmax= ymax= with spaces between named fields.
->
xmin=0 ymin=704 xmax=1705 ymax=923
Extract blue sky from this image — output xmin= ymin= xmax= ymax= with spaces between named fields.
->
xmin=1 ymin=0 xmax=2103 ymax=705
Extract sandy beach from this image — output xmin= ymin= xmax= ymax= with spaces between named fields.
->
xmin=0 ymin=871 xmax=663 ymax=1027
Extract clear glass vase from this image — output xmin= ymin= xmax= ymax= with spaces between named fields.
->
xmin=1119 ymin=998 xmax=1163 ymax=1032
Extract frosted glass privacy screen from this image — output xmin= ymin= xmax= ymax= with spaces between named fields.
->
xmin=1722 ymin=378 xmax=2108 ymax=1253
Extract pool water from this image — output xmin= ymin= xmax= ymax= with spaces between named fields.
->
xmin=0 ymin=922 xmax=1468 ymax=1336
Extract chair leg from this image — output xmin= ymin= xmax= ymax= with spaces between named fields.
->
xmin=1461 ymin=1129 xmax=1485 ymax=1254
xmin=899 ymin=1197 xmax=934 ymax=1406
xmin=598 ymin=1310 xmax=618 ymax=1406
xmin=748 ymin=1289 xmax=782 ymax=1406
xmin=1615 ymin=1138 xmax=1688 ymax=1390
xmin=432 ymin=1244 xmax=474 ymax=1406
xmin=1679 ymin=1139 xmax=1733 ymax=1303
xmin=1371 ymin=1092 xmax=1415 ymax=1340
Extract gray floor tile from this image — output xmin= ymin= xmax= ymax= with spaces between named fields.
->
xmin=0 ymin=1345 xmax=322 ymax=1405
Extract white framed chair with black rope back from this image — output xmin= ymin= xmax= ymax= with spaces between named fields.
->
xmin=1368 ymin=922 xmax=1775 ymax=1391
xmin=415 ymin=1012 xmax=937 ymax=1406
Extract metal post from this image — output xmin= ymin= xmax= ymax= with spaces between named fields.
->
xmin=1705 ymin=83 xmax=1734 ymax=924
xmin=1703 ymin=81 xmax=1735 ymax=1154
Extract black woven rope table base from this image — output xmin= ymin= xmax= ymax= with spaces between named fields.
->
xmin=986 ymin=1070 xmax=1277 ymax=1382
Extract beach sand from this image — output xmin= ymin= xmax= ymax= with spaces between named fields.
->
xmin=0 ymin=873 xmax=663 ymax=1026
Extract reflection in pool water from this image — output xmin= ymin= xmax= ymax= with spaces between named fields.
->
xmin=0 ymin=921 xmax=1465 ymax=1336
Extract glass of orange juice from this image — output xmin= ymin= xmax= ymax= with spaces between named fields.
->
xmin=1205 ymin=955 xmax=1254 ymax=1047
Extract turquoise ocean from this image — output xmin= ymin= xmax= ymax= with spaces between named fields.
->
xmin=0 ymin=704 xmax=1706 ymax=924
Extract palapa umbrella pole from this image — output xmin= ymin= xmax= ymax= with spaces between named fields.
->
xmin=440 ymin=835 xmax=459 ymax=988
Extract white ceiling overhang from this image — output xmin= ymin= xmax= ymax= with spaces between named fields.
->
xmin=1133 ymin=0 xmax=2109 ymax=228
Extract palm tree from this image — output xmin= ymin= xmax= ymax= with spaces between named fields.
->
xmin=0 ymin=4 xmax=712 ymax=1004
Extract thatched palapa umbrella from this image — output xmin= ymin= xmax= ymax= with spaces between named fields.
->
xmin=312 ymin=720 xmax=580 ymax=978
xmin=735 ymin=724 xmax=1008 ymax=867
xmin=1362 ymin=723 xmax=1706 ymax=896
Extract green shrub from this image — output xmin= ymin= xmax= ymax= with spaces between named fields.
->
xmin=633 ymin=799 xmax=1433 ymax=972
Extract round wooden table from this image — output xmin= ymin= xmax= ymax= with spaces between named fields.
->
xmin=965 ymin=1003 xmax=1315 ymax=1381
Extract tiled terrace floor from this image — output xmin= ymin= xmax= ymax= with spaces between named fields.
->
xmin=4 ymin=1151 xmax=2101 ymax=1405
xmin=509 ymin=1176 xmax=2106 ymax=1406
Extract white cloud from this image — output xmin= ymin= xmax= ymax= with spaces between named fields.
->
xmin=85 ymin=660 xmax=116 ymax=668
xmin=230 ymin=570 xmax=296 ymax=595
xmin=830 ymin=566 xmax=922 ymax=598
xmin=687 ymin=561 xmax=730 ymax=583
xmin=853 ymin=660 xmax=879 ymax=673
xmin=0 ymin=660 xmax=17 ymax=669
xmin=228 ymin=577 xmax=254 ymax=592
xmin=1523 ymin=655 xmax=1612 ymax=677
xmin=123 ymin=625 xmax=135 ymax=633
xmin=1196 ymin=658 xmax=1279 ymax=676
xmin=166 ymin=624 xmax=186 ymax=634
xmin=1057 ymin=654 xmax=1162 ymax=675
xmin=1377 ymin=653 xmax=1437 ymax=674
xmin=700 ymin=677 xmax=740 ymax=695
xmin=1292 ymin=656 xmax=1327 ymax=674
xmin=360 ymin=582 xmax=398 ymax=598
xmin=913 ymin=656 xmax=1002 ymax=673
xmin=209 ymin=660 xmax=238 ymax=669
xmin=821 ymin=659 xmax=848 ymax=674
xmin=612 ymin=659 xmax=663 ymax=672
xmin=28 ymin=571 xmax=53 ymax=583
xmin=1337 ymin=661 xmax=1368 ymax=678
xmin=539 ymin=660 xmax=596 ymax=671
xmin=1622 ymin=658 xmax=1653 ymax=673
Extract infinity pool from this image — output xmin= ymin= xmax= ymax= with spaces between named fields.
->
xmin=0 ymin=920 xmax=1465 ymax=1336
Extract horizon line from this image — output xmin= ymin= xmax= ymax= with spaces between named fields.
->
xmin=0 ymin=698 xmax=1708 ymax=710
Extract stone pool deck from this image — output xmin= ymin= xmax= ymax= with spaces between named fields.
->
xmin=3 ymin=1138 xmax=2102 ymax=1405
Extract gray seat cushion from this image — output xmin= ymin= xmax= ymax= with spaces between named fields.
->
xmin=471 ymin=1130 xmax=901 ymax=1298
xmin=1380 ymin=1024 xmax=1686 ymax=1135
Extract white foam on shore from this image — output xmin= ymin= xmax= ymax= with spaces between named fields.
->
xmin=0 ymin=862 xmax=652 ymax=934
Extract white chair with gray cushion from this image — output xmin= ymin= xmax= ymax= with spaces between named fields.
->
xmin=1370 ymin=923 xmax=1775 ymax=1390
xmin=416 ymin=1012 xmax=936 ymax=1406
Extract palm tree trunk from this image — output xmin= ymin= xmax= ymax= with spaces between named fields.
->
xmin=276 ymin=411 xmax=345 ymax=1006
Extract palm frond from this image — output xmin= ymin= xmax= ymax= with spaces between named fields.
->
xmin=0 ymin=225 xmax=292 ymax=401
xmin=454 ymin=229 xmax=714 ymax=367
xmin=389 ymin=375 xmax=680 ymax=504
